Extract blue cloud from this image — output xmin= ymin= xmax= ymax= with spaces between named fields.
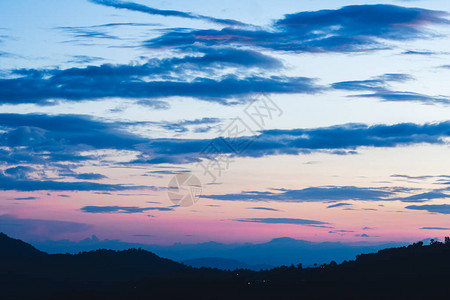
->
xmin=405 ymin=204 xmax=450 ymax=214
xmin=327 ymin=203 xmax=352 ymax=208
xmin=393 ymin=192 xmax=450 ymax=203
xmin=0 ymin=173 xmax=148 ymax=192
xmin=420 ymin=227 xmax=450 ymax=230
xmin=139 ymin=121 xmax=450 ymax=164
xmin=247 ymin=207 xmax=281 ymax=211
xmin=333 ymin=73 xmax=450 ymax=105
xmin=234 ymin=217 xmax=331 ymax=227
xmin=203 ymin=186 xmax=396 ymax=203
xmin=81 ymin=206 xmax=174 ymax=213
xmin=0 ymin=56 xmax=315 ymax=105
xmin=146 ymin=5 xmax=449 ymax=53
xmin=89 ymin=0 xmax=245 ymax=26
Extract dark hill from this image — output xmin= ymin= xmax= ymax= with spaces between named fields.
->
xmin=1 ymin=233 xmax=450 ymax=300
xmin=0 ymin=232 xmax=46 ymax=257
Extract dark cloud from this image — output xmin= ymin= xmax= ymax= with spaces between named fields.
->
xmin=329 ymin=230 xmax=355 ymax=234
xmin=419 ymin=227 xmax=450 ymax=230
xmin=247 ymin=207 xmax=281 ymax=211
xmin=138 ymin=121 xmax=450 ymax=164
xmin=203 ymin=186 xmax=397 ymax=203
xmin=402 ymin=50 xmax=438 ymax=55
xmin=68 ymin=173 xmax=108 ymax=180
xmin=0 ymin=173 xmax=146 ymax=192
xmin=393 ymin=192 xmax=449 ymax=203
xmin=355 ymin=233 xmax=371 ymax=238
xmin=391 ymin=174 xmax=434 ymax=180
xmin=11 ymin=197 xmax=38 ymax=201
xmin=204 ymin=186 xmax=450 ymax=204
xmin=0 ymin=52 xmax=314 ymax=105
xmin=89 ymin=0 xmax=245 ymax=26
xmin=57 ymin=26 xmax=119 ymax=40
xmin=327 ymin=203 xmax=352 ymax=208
xmin=353 ymin=91 xmax=450 ymax=105
xmin=332 ymin=73 xmax=450 ymax=105
xmin=146 ymin=5 xmax=449 ymax=53
xmin=405 ymin=204 xmax=450 ymax=214
xmin=67 ymin=55 xmax=105 ymax=64
xmin=81 ymin=205 xmax=174 ymax=213
xmin=0 ymin=113 xmax=146 ymax=150
xmin=233 ymin=217 xmax=331 ymax=227
xmin=4 ymin=166 xmax=36 ymax=180
xmin=158 ymin=117 xmax=221 ymax=133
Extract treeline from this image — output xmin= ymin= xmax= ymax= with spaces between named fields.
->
xmin=1 ymin=234 xmax=449 ymax=299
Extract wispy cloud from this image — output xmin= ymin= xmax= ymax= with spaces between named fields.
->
xmin=333 ymin=73 xmax=450 ymax=105
xmin=89 ymin=0 xmax=245 ymax=26
xmin=146 ymin=5 xmax=449 ymax=53
xmin=419 ymin=227 xmax=450 ymax=230
xmin=234 ymin=217 xmax=331 ymax=227
xmin=81 ymin=205 xmax=174 ymax=213
xmin=405 ymin=204 xmax=450 ymax=214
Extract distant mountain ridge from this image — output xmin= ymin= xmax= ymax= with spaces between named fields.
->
xmin=31 ymin=235 xmax=407 ymax=267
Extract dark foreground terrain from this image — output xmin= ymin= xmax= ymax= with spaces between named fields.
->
xmin=1 ymin=233 xmax=449 ymax=300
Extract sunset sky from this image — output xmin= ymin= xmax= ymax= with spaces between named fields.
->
xmin=0 ymin=0 xmax=449 ymax=246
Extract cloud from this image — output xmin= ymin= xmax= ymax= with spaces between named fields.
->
xmin=0 ymin=54 xmax=316 ymax=105
xmin=2 ymin=113 xmax=450 ymax=179
xmin=68 ymin=173 xmax=108 ymax=180
xmin=329 ymin=230 xmax=355 ymax=234
xmin=247 ymin=207 xmax=281 ymax=211
xmin=0 ymin=214 xmax=91 ymax=239
xmin=362 ymin=227 xmax=374 ymax=230
xmin=4 ymin=166 xmax=36 ymax=180
xmin=81 ymin=206 xmax=174 ymax=213
xmin=327 ymin=203 xmax=352 ymax=208
xmin=405 ymin=204 xmax=450 ymax=214
xmin=140 ymin=121 xmax=450 ymax=164
xmin=233 ymin=217 xmax=331 ymax=227
xmin=0 ymin=113 xmax=146 ymax=150
xmin=391 ymin=174 xmax=434 ymax=180
xmin=11 ymin=197 xmax=38 ymax=201
xmin=393 ymin=192 xmax=450 ymax=203
xmin=332 ymin=73 xmax=450 ymax=105
xmin=67 ymin=55 xmax=105 ymax=64
xmin=419 ymin=227 xmax=450 ymax=230
xmin=56 ymin=26 xmax=119 ymax=40
xmin=158 ymin=117 xmax=221 ymax=133
xmin=204 ymin=186 xmax=396 ymax=203
xmin=0 ymin=173 xmax=148 ymax=192
xmin=355 ymin=233 xmax=371 ymax=237
xmin=146 ymin=4 xmax=449 ymax=53
xmin=89 ymin=0 xmax=245 ymax=26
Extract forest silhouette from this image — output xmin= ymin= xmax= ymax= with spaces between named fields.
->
xmin=1 ymin=232 xmax=449 ymax=299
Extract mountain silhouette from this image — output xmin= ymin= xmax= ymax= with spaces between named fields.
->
xmin=0 ymin=232 xmax=46 ymax=257
xmin=1 ymin=233 xmax=450 ymax=299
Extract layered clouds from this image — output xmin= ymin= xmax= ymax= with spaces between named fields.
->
xmin=0 ymin=0 xmax=449 ymax=243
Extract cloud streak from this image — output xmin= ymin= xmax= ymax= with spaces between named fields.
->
xmin=406 ymin=204 xmax=450 ymax=214
xmin=234 ymin=217 xmax=331 ymax=227
xmin=81 ymin=206 xmax=174 ymax=213
xmin=89 ymin=0 xmax=245 ymax=26
xmin=146 ymin=5 xmax=449 ymax=53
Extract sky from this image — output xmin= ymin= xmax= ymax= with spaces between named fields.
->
xmin=0 ymin=0 xmax=449 ymax=247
